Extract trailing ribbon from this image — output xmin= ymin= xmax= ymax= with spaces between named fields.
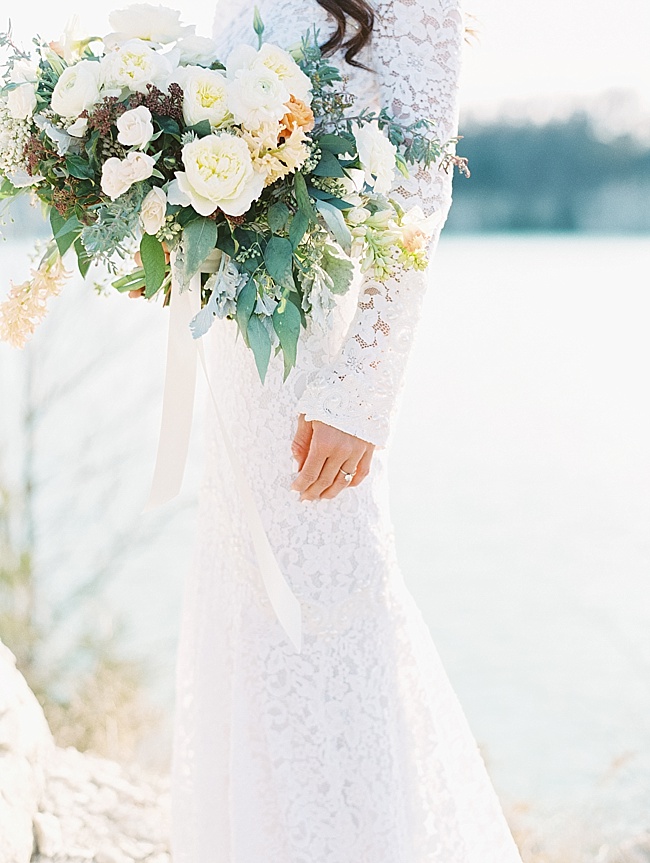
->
xmin=144 ymin=251 xmax=302 ymax=653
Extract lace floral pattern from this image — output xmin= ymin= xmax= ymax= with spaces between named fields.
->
xmin=170 ymin=1 xmax=524 ymax=861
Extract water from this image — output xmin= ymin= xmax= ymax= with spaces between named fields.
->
xmin=1 ymin=234 xmax=649 ymax=837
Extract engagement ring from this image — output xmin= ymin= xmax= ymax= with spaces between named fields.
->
xmin=339 ymin=469 xmax=355 ymax=483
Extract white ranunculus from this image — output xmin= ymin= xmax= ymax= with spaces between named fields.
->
xmin=7 ymin=83 xmax=37 ymax=120
xmin=117 ymin=105 xmax=154 ymax=148
xmin=178 ymin=66 xmax=231 ymax=128
xmin=171 ymin=133 xmax=264 ymax=217
xmin=100 ymin=150 xmax=155 ymax=200
xmin=100 ymin=39 xmax=173 ymax=94
xmin=353 ymin=121 xmax=397 ymax=195
xmin=255 ymin=43 xmax=312 ymax=104
xmin=67 ymin=116 xmax=89 ymax=137
xmin=51 ymin=60 xmax=102 ymax=118
xmin=140 ymin=186 xmax=167 ymax=234
xmin=176 ymin=35 xmax=219 ymax=67
xmin=106 ymin=4 xmax=194 ymax=48
xmin=227 ymin=65 xmax=290 ymax=130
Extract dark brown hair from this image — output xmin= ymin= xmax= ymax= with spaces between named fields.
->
xmin=315 ymin=0 xmax=375 ymax=67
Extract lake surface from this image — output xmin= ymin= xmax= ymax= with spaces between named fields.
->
xmin=1 ymin=234 xmax=649 ymax=841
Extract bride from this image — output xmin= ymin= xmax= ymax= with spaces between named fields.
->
xmin=170 ymin=0 xmax=524 ymax=860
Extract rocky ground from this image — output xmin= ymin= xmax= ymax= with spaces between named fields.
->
xmin=0 ymin=640 xmax=170 ymax=863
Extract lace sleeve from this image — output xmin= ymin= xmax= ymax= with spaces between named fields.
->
xmin=296 ymin=0 xmax=464 ymax=447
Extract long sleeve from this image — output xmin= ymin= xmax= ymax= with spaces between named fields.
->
xmin=296 ymin=0 xmax=464 ymax=446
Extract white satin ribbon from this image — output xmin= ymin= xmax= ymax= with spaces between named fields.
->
xmin=144 ymin=252 xmax=302 ymax=653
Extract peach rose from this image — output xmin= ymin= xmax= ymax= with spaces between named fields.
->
xmin=279 ymin=96 xmax=314 ymax=141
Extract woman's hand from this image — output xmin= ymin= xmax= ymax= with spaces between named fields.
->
xmin=128 ymin=243 xmax=171 ymax=298
xmin=290 ymin=414 xmax=375 ymax=501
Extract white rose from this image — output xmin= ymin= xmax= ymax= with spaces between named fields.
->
xmin=67 ymin=116 xmax=89 ymax=137
xmin=7 ymin=83 xmax=37 ymax=120
xmin=140 ymin=186 xmax=167 ymax=234
xmin=255 ymin=44 xmax=312 ymax=104
xmin=10 ymin=59 xmax=38 ymax=84
xmin=117 ymin=105 xmax=154 ymax=148
xmin=176 ymin=35 xmax=219 ymax=67
xmin=169 ymin=133 xmax=264 ymax=217
xmin=353 ymin=121 xmax=397 ymax=195
xmin=51 ymin=60 xmax=102 ymax=118
xmin=227 ymin=65 xmax=290 ymax=129
xmin=101 ymin=150 xmax=155 ymax=200
xmin=100 ymin=39 xmax=173 ymax=94
xmin=106 ymin=4 xmax=194 ymax=48
xmin=178 ymin=66 xmax=231 ymax=128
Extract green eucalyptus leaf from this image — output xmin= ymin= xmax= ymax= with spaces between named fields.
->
xmin=315 ymin=199 xmax=352 ymax=255
xmin=182 ymin=217 xmax=218 ymax=280
xmin=294 ymin=172 xmax=318 ymax=223
xmin=264 ymin=236 xmax=295 ymax=289
xmin=267 ymin=201 xmax=290 ymax=233
xmin=140 ymin=233 xmax=167 ymax=297
xmin=272 ymin=298 xmax=301 ymax=378
xmin=289 ymin=210 xmax=309 ymax=248
xmin=247 ymin=314 xmax=271 ymax=382
xmin=187 ymin=120 xmax=212 ymax=138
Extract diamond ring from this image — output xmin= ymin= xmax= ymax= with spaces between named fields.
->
xmin=339 ymin=468 xmax=355 ymax=483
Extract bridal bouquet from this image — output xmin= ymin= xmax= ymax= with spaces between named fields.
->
xmin=0 ymin=4 xmax=467 ymax=379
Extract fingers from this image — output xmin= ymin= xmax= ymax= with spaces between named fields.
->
xmin=297 ymin=456 xmax=345 ymax=502
xmin=134 ymin=251 xmax=143 ymax=267
xmin=319 ymin=458 xmax=362 ymax=500
xmin=128 ymin=287 xmax=145 ymax=298
xmin=290 ymin=436 xmax=327 ymax=496
xmin=291 ymin=414 xmax=313 ymax=472
xmin=348 ymin=448 xmax=374 ymax=488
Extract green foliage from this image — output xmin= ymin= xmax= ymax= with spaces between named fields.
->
xmin=139 ymin=233 xmax=167 ymax=297
xmin=235 ymin=276 xmax=256 ymax=345
xmin=246 ymin=314 xmax=271 ymax=381
xmin=81 ymin=185 xmax=146 ymax=266
xmin=181 ymin=217 xmax=218 ymax=280
xmin=264 ymin=236 xmax=295 ymax=289
xmin=51 ymin=211 xmax=82 ymax=257
xmin=267 ymin=201 xmax=290 ymax=233
xmin=272 ymin=298 xmax=301 ymax=379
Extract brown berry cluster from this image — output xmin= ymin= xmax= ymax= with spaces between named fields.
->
xmin=130 ymin=83 xmax=184 ymax=122
xmin=23 ymin=135 xmax=49 ymax=176
xmin=52 ymin=186 xmax=77 ymax=216
xmin=81 ymin=97 xmax=127 ymax=136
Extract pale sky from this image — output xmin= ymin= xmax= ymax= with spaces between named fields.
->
xmin=4 ymin=0 xmax=649 ymax=126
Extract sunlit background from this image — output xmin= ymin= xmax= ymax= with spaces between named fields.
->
xmin=1 ymin=1 xmax=649 ymax=860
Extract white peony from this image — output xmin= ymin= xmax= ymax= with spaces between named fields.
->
xmin=353 ymin=121 xmax=397 ymax=195
xmin=227 ymin=64 xmax=290 ymax=129
xmin=169 ymin=133 xmax=264 ymax=217
xmin=101 ymin=150 xmax=155 ymax=200
xmin=176 ymin=35 xmax=220 ymax=67
xmin=140 ymin=186 xmax=167 ymax=234
xmin=100 ymin=39 xmax=173 ymax=94
xmin=7 ymin=83 xmax=37 ymax=120
xmin=177 ymin=66 xmax=231 ymax=128
xmin=106 ymin=4 xmax=194 ymax=48
xmin=117 ymin=105 xmax=155 ymax=148
xmin=51 ymin=60 xmax=102 ymax=118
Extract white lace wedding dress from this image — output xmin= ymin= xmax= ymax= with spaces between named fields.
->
xmin=171 ymin=0 xmax=524 ymax=860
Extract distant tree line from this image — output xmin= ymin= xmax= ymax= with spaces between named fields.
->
xmin=446 ymin=112 xmax=650 ymax=233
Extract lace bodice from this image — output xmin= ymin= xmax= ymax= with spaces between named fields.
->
xmin=212 ymin=0 xmax=463 ymax=447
